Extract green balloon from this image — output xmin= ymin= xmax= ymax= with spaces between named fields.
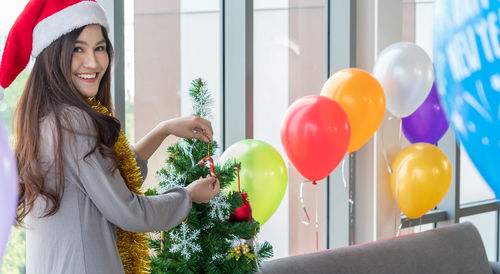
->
xmin=220 ymin=139 xmax=288 ymax=226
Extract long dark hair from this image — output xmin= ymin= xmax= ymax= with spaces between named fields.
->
xmin=15 ymin=25 xmax=121 ymax=225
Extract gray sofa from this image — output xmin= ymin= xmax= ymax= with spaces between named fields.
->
xmin=261 ymin=222 xmax=500 ymax=274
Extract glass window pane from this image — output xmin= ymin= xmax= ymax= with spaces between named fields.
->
xmin=132 ymin=0 xmax=221 ymax=190
xmin=399 ymin=222 xmax=435 ymax=236
xmin=254 ymin=0 xmax=290 ymax=259
xmin=180 ymin=0 xmax=221 ymax=143
xmin=460 ymin=145 xmax=495 ymax=204
xmin=254 ymin=0 xmax=327 ymax=257
xmin=125 ymin=0 xmax=135 ymax=142
xmin=419 ymin=223 xmax=435 ymax=232
xmin=0 ymin=1 xmax=31 ymax=134
xmin=460 ymin=212 xmax=497 ymax=261
xmin=414 ymin=1 xmax=433 ymax=58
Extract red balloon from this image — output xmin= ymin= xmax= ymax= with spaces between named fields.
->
xmin=281 ymin=95 xmax=351 ymax=182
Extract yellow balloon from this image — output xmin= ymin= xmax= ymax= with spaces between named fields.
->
xmin=390 ymin=143 xmax=452 ymax=219
xmin=321 ymin=68 xmax=385 ymax=153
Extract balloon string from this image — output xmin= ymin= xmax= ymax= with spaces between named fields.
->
xmin=396 ymin=223 xmax=402 ymax=237
xmin=300 ymin=180 xmax=311 ymax=225
xmin=341 ymin=156 xmax=347 ymax=188
xmin=315 ymin=185 xmax=319 ymax=251
xmin=380 ymin=117 xmax=405 ymax=237
xmin=342 ymin=154 xmax=355 ymax=244
xmin=381 ymin=115 xmax=404 ymax=234
xmin=381 ymin=116 xmax=398 ymax=174
xmin=393 ymin=157 xmax=410 ymax=236
xmin=316 ymin=230 xmax=319 ymax=251
xmin=398 ymin=118 xmax=402 ymax=149
xmin=394 ymin=163 xmax=400 ymax=236
xmin=348 ymin=193 xmax=354 ymax=244
xmin=300 ymin=181 xmax=320 ymax=250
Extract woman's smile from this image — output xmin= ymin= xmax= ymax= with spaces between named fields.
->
xmin=75 ymin=72 xmax=99 ymax=83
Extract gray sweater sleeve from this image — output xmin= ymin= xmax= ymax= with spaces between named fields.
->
xmin=60 ymin=108 xmax=192 ymax=233
xmin=132 ymin=147 xmax=148 ymax=180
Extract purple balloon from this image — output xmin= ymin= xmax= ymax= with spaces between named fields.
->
xmin=402 ymin=83 xmax=449 ymax=144
xmin=0 ymin=120 xmax=18 ymax=261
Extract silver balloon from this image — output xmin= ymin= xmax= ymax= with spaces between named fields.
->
xmin=373 ymin=42 xmax=434 ymax=118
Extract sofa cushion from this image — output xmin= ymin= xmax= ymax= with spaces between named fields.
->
xmin=261 ymin=222 xmax=492 ymax=274
xmin=491 ymin=261 xmax=500 ymax=274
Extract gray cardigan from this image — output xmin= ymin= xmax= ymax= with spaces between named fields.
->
xmin=25 ymin=107 xmax=191 ymax=274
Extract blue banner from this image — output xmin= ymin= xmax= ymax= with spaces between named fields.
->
xmin=434 ymin=0 xmax=500 ymax=197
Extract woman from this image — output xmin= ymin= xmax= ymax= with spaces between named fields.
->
xmin=0 ymin=1 xmax=219 ymax=273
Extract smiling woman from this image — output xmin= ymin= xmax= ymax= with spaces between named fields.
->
xmin=71 ymin=25 xmax=110 ymax=98
xmin=0 ymin=0 xmax=221 ymax=273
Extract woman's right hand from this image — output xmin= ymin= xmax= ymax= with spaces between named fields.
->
xmin=186 ymin=176 xmax=220 ymax=203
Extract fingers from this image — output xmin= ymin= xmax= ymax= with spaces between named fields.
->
xmin=213 ymin=179 xmax=220 ymax=195
xmin=192 ymin=130 xmax=210 ymax=143
xmin=203 ymin=176 xmax=216 ymax=184
xmin=198 ymin=118 xmax=213 ymax=141
xmin=203 ymin=177 xmax=220 ymax=199
xmin=189 ymin=176 xmax=219 ymax=204
xmin=192 ymin=115 xmax=213 ymax=142
xmin=168 ymin=115 xmax=214 ymax=141
xmin=199 ymin=176 xmax=215 ymax=187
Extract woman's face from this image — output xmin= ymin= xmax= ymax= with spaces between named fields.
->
xmin=71 ymin=24 xmax=109 ymax=98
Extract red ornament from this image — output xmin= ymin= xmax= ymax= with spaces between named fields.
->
xmin=229 ymin=192 xmax=253 ymax=222
xmin=229 ymin=164 xmax=252 ymax=222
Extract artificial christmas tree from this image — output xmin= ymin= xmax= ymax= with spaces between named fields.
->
xmin=145 ymin=78 xmax=273 ymax=273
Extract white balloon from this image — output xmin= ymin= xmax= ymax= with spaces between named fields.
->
xmin=373 ymin=42 xmax=434 ymax=118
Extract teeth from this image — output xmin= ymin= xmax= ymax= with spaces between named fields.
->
xmin=77 ymin=73 xmax=97 ymax=79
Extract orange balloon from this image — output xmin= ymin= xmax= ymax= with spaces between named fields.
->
xmin=390 ymin=143 xmax=452 ymax=219
xmin=321 ymin=68 xmax=385 ymax=153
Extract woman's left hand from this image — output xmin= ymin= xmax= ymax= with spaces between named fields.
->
xmin=161 ymin=114 xmax=213 ymax=143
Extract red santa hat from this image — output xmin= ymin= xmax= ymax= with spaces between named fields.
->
xmin=0 ymin=0 xmax=109 ymax=100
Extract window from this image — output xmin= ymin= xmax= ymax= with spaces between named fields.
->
xmin=253 ymin=0 xmax=328 ymax=257
xmin=131 ymin=0 xmax=221 ymax=190
xmin=253 ymin=0 xmax=291 ymax=258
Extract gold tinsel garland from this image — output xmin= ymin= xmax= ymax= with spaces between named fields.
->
xmin=88 ymin=99 xmax=150 ymax=273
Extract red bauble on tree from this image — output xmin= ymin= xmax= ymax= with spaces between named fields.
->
xmin=229 ymin=192 xmax=252 ymax=222
xmin=229 ymin=164 xmax=253 ymax=222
